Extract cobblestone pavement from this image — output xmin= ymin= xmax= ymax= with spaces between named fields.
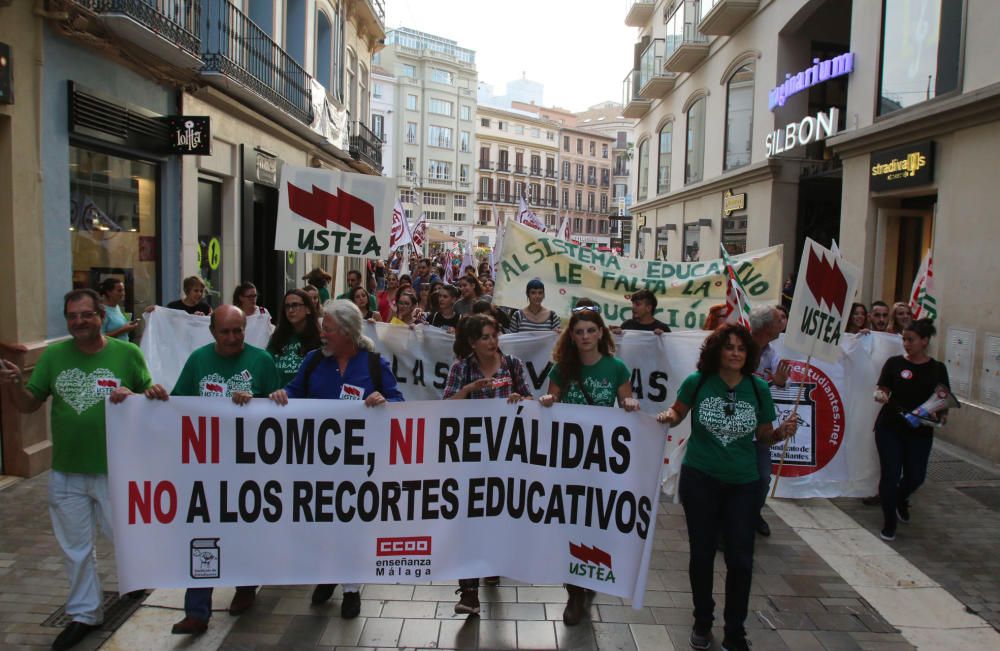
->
xmin=833 ymin=441 xmax=1000 ymax=633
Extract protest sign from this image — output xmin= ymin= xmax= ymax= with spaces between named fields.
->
xmin=275 ymin=165 xmax=395 ymax=258
xmin=140 ymin=308 xmax=272 ymax=393
xmin=107 ymin=398 xmax=668 ymax=605
xmin=493 ymin=220 xmax=783 ymax=327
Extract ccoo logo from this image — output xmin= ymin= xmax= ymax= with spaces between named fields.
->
xmin=376 ymin=536 xmax=432 ymax=556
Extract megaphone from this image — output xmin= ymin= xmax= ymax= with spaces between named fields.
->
xmin=902 ymin=384 xmax=960 ymax=428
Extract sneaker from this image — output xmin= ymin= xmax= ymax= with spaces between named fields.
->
xmin=755 ymin=516 xmax=771 ymax=537
xmin=689 ymin=624 xmax=713 ymax=650
xmin=722 ymin=634 xmax=753 ymax=651
xmin=340 ymin=591 xmax=361 ymax=619
xmin=454 ymin=587 xmax=481 ymax=615
xmin=311 ymin=583 xmax=337 ymax=605
xmin=880 ymin=528 xmax=896 ymax=541
xmin=170 ymin=615 xmax=208 ymax=635
xmin=52 ymin=621 xmax=101 ymax=649
xmin=897 ymin=501 xmax=911 ymax=524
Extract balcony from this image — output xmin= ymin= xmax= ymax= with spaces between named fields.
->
xmin=426 ymin=176 xmax=453 ymax=186
xmin=349 ymin=121 xmax=383 ymax=171
xmin=477 ymin=192 xmax=494 ymax=202
xmin=514 ymin=165 xmax=527 ymax=175
xmin=497 ymin=162 xmax=510 ymax=172
xmin=479 ymin=160 xmax=494 ymax=170
xmin=76 ymin=0 xmax=202 ymax=68
xmin=587 ymin=176 xmax=598 ymax=186
xmin=638 ymin=38 xmax=677 ymax=98
xmin=664 ymin=0 xmax=710 ymax=73
xmin=545 ymin=170 xmax=557 ymax=179
xmin=530 ymin=167 xmax=542 ymax=177
xmin=698 ymin=0 xmax=758 ymax=35
xmin=201 ymin=0 xmax=313 ymax=125
xmin=622 ymin=70 xmax=652 ymax=118
xmin=624 ymin=0 xmax=655 ymax=27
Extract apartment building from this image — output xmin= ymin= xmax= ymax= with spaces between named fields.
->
xmin=0 ymin=0 xmax=385 ymax=477
xmin=378 ymin=28 xmax=477 ymax=241
xmin=371 ymin=65 xmax=397 ymax=177
xmin=623 ymin=0 xmax=1000 ymax=458
xmin=474 ymin=105 xmax=561 ymax=247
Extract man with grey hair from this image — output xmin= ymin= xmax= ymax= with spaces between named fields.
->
xmin=270 ymin=300 xmax=404 ymax=617
xmin=749 ymin=305 xmax=789 ymax=537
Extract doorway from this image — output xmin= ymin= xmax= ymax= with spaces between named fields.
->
xmin=241 ymin=184 xmax=283 ymax=316
xmin=875 ymin=206 xmax=934 ymax=303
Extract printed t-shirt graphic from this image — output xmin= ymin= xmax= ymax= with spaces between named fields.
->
xmin=549 ymin=355 xmax=630 ymax=407
xmin=270 ymin=334 xmax=306 ymax=385
xmin=172 ymin=343 xmax=282 ymax=398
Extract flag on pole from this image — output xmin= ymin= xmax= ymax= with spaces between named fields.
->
xmin=493 ymin=204 xmax=506 ymax=262
xmin=410 ymin=213 xmax=427 ymax=249
xmin=462 ymin=230 xmax=475 ymax=274
xmin=389 ymin=200 xmax=413 ymax=252
xmin=515 ymin=196 xmax=547 ymax=231
xmin=721 ymin=245 xmax=753 ymax=330
xmin=555 ymin=214 xmax=572 ymax=241
xmin=909 ymin=250 xmax=937 ymax=320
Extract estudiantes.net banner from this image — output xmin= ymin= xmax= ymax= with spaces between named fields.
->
xmin=106 ymin=398 xmax=668 ymax=606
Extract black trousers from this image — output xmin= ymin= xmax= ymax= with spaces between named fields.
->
xmin=755 ymin=440 xmax=773 ymax=512
xmin=679 ymin=465 xmax=758 ymax=638
xmin=875 ymin=424 xmax=933 ymax=531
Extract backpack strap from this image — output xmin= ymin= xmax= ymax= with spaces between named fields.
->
xmin=367 ymin=350 xmax=384 ymax=395
xmin=574 ymin=379 xmax=596 ymax=406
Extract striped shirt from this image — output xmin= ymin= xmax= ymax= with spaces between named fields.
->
xmin=508 ymin=309 xmax=561 ymax=333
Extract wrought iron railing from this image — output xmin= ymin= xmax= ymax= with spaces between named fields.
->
xmin=350 ymin=121 xmax=383 ymax=170
xmin=200 ymin=0 xmax=312 ymax=124
xmin=78 ymin=0 xmax=201 ymax=57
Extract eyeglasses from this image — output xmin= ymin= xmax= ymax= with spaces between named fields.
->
xmin=284 ymin=303 xmax=306 ymax=311
xmin=66 ymin=311 xmax=99 ymax=321
xmin=572 ymin=305 xmax=600 ymax=313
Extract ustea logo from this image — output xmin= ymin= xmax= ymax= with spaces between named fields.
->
xmin=376 ymin=536 xmax=432 ymax=557
xmin=568 ymin=542 xmax=616 ymax=583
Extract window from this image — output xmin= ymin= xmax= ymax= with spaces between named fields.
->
xmin=70 ymin=146 xmax=159 ymax=314
xmin=576 ymin=164 xmax=584 ymax=183
xmin=562 ymin=161 xmax=571 ymax=180
xmin=400 ymin=189 xmax=416 ymax=203
xmin=600 ymin=194 xmax=608 ymax=212
xmin=561 ymin=189 xmax=569 ymax=208
xmin=479 ymin=209 xmax=491 ymax=224
xmin=428 ymin=125 xmax=453 ymax=148
xmin=428 ymin=160 xmax=452 ymax=180
xmin=685 ymin=97 xmax=706 ymax=184
xmin=372 ymin=114 xmax=385 ymax=141
xmin=373 ymin=83 xmax=382 ymax=99
xmin=358 ymin=63 xmax=369 ymax=127
xmin=599 ymin=220 xmax=609 ymax=234
xmin=530 ymin=155 xmax=541 ymax=174
xmin=461 ymin=105 xmax=472 ymax=121
xmin=197 ymin=179 xmax=222 ymax=304
xmin=587 ymin=192 xmax=595 ymax=211
xmin=459 ymin=164 xmax=470 ymax=183
xmin=423 ymin=192 xmax=446 ymax=205
xmin=313 ymin=7 xmax=343 ymax=101
xmin=573 ymin=218 xmax=583 ymax=232
xmin=403 ymin=208 xmax=413 ymax=220
xmin=577 ymin=138 xmax=583 ymax=154
xmin=498 ymin=120 xmax=506 ymax=131
xmin=515 ymin=125 xmax=525 ymax=135
xmin=724 ymin=65 xmax=754 ymax=170
xmin=563 ymin=135 xmax=570 ymax=151
xmin=459 ymin=131 xmax=470 ymax=152
xmin=879 ymin=0 xmax=962 ymax=115
xmin=575 ymin=190 xmax=582 ymax=210
xmin=497 ymin=179 xmax=510 ymax=201
xmin=637 ymin=139 xmax=649 ymax=201
xmin=481 ymin=118 xmax=491 ymax=127
xmin=345 ymin=48 xmax=357 ymax=119
xmin=404 ymin=157 xmax=416 ymax=173
xmin=406 ymin=122 xmax=417 ymax=144
xmin=426 ymin=211 xmax=446 ymax=221
xmin=453 ymin=212 xmax=466 ymax=222
xmin=430 ymin=68 xmax=453 ymax=84
xmin=547 ymin=131 xmax=555 ymax=141
xmin=530 ymin=127 xmax=540 ymax=138
xmin=400 ymin=64 xmax=415 ymax=77
xmin=455 ymin=195 xmax=467 ymax=207
xmin=657 ymin=122 xmax=672 ymax=195
xmin=589 ymin=141 xmax=596 ymax=156
xmin=406 ymin=94 xmax=418 ymax=111
xmin=602 ymin=143 xmax=609 ymax=158
xmin=683 ymin=222 xmax=701 ymax=262
xmin=428 ymin=99 xmax=453 ymax=116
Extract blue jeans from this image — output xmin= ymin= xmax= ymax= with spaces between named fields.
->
xmin=679 ymin=465 xmax=758 ymax=639
xmin=875 ymin=424 xmax=933 ymax=531
xmin=184 ymin=586 xmax=256 ymax=621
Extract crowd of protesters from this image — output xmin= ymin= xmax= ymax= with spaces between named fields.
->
xmin=0 ymin=246 xmax=947 ymax=651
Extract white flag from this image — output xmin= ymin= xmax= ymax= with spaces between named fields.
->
xmin=389 ymin=200 xmax=412 ymax=251
xmin=410 ymin=213 xmax=427 ymax=248
xmin=515 ymin=196 xmax=547 ymax=232
xmin=555 ymin=215 xmax=572 ymax=241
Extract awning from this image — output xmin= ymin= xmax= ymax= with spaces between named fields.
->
xmin=425 ymin=226 xmax=462 ymax=243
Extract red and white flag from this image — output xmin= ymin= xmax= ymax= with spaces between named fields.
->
xmin=410 ymin=213 xmax=427 ymax=248
xmin=909 ymin=250 xmax=937 ymax=320
xmin=389 ymin=200 xmax=413 ymax=251
xmin=515 ymin=196 xmax=547 ymax=232
xmin=721 ymin=246 xmax=753 ymax=330
xmin=555 ymin=215 xmax=572 ymax=241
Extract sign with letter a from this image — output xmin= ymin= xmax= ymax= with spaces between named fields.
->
xmin=785 ymin=238 xmax=860 ymax=363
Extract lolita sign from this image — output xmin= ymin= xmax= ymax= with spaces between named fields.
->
xmin=166 ymin=117 xmax=211 ymax=155
xmin=769 ymin=53 xmax=855 ymax=111
xmin=765 ymin=108 xmax=840 ymax=158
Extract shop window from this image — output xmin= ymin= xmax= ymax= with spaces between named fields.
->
xmin=683 ymin=222 xmax=701 ymax=262
xmin=69 ymin=146 xmax=159 ymax=315
xmin=197 ymin=179 xmax=224 ymax=307
xmin=878 ymin=0 xmax=962 ymax=116
xmin=686 ymin=97 xmax=706 ymax=184
xmin=637 ymin=139 xmax=649 ymax=201
xmin=657 ymin=122 xmax=672 ymax=195
xmin=724 ymin=65 xmax=754 ymax=171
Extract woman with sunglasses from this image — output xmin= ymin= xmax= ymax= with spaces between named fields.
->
xmin=267 ymin=289 xmax=323 ymax=386
xmin=656 ymin=324 xmax=797 ymax=651
xmin=538 ymin=304 xmax=639 ymax=626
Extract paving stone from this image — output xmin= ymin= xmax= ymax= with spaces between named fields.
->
xmin=437 ymin=618 xmax=479 ymax=649
xmin=594 ymin=605 xmax=656 ymax=624
xmin=479 ymin=619 xmax=517 ymax=648
xmin=592 ymin=621 xmax=638 ymax=651
xmin=628 ymin=623 xmax=674 ymax=651
xmin=356 ymin=617 xmax=402 ymax=647
xmin=397 ymin=618 xmax=440 ymax=648
xmin=554 ymin=621 xmax=598 ymax=650
xmin=516 ymin=620 xmax=556 ymax=649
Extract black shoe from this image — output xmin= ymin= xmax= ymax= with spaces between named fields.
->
xmin=862 ymin=495 xmax=881 ymax=506
xmin=125 ymin=589 xmax=147 ymax=600
xmin=722 ymin=634 xmax=753 ymax=651
xmin=51 ymin=621 xmax=101 ymax=650
xmin=228 ymin=587 xmax=256 ymax=615
xmin=880 ymin=527 xmax=896 ymax=541
xmin=562 ymin=585 xmax=588 ymax=626
xmin=689 ymin=624 xmax=713 ymax=650
xmin=311 ymin=583 xmax=337 ymax=605
xmin=170 ymin=615 xmax=208 ymax=635
xmin=341 ymin=591 xmax=361 ymax=619
xmin=756 ymin=516 xmax=771 ymax=537
xmin=454 ymin=587 xmax=481 ymax=615
xmin=897 ymin=501 xmax=911 ymax=524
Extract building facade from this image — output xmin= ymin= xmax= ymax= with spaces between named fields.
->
xmin=556 ymin=127 xmax=616 ymax=249
xmin=0 ymin=0 xmax=385 ymax=477
xmin=378 ymin=28 xmax=477 ymax=241
xmin=474 ymin=105 xmax=560 ymax=247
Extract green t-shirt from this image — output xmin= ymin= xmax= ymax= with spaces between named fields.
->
xmin=172 ymin=343 xmax=281 ymax=398
xmin=549 ymin=355 xmax=630 ymax=407
xmin=677 ymin=372 xmax=776 ymax=484
xmin=26 ymin=338 xmax=152 ymax=474
xmin=270 ymin=333 xmax=307 ymax=386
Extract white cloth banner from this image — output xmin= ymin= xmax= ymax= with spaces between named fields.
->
xmin=140 ymin=309 xmax=272 ymax=393
xmin=364 ymin=324 xmax=903 ymax=499
xmin=107 ymin=398 xmax=667 ymax=605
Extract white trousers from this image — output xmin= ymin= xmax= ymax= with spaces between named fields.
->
xmin=47 ymin=471 xmax=112 ymax=625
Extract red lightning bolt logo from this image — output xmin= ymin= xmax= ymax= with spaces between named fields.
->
xmin=286 ymin=183 xmax=375 ymax=232
xmin=804 ymin=247 xmax=848 ymax=313
xmin=569 ymin=543 xmax=613 ymax=569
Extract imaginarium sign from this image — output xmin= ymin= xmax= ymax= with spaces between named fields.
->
xmin=769 ymin=53 xmax=855 ymax=111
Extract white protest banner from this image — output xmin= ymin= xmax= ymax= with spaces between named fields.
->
xmin=784 ymin=238 xmax=861 ymax=363
xmin=107 ymin=398 xmax=668 ymax=605
xmin=140 ymin=308 xmax=272 ymax=393
xmin=275 ymin=164 xmax=395 ymax=258
xmin=493 ymin=220 xmax=783 ymax=328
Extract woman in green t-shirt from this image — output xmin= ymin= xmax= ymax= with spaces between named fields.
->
xmin=656 ymin=324 xmax=797 ymax=651
xmin=267 ymin=289 xmax=322 ymax=386
xmin=539 ymin=305 xmax=639 ymax=627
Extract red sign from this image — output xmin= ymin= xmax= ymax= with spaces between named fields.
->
xmin=804 ymin=247 xmax=848 ymax=313
xmin=569 ymin=542 xmax=612 ymax=568
xmin=286 ymin=182 xmax=375 ymax=232
xmin=376 ymin=536 xmax=432 ymax=556
xmin=772 ymin=361 xmax=845 ymax=478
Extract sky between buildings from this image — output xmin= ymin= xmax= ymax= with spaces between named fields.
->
xmin=385 ymin=0 xmax=637 ymax=112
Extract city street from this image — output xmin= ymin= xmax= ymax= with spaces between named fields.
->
xmin=2 ymin=440 xmax=998 ymax=650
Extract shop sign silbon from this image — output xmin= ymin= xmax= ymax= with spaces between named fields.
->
xmin=275 ymin=165 xmax=395 ymax=259
xmin=869 ymin=141 xmax=934 ymax=192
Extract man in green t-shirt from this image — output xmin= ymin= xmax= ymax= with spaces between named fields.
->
xmin=1 ymin=289 xmax=152 ymax=651
xmin=144 ymin=304 xmax=280 ymax=636
xmin=336 ymin=268 xmax=377 ymax=312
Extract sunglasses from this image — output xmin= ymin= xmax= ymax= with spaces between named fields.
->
xmin=572 ymin=305 xmax=600 ymax=313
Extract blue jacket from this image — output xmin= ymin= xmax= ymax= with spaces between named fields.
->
xmin=285 ymin=349 xmax=405 ymax=402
